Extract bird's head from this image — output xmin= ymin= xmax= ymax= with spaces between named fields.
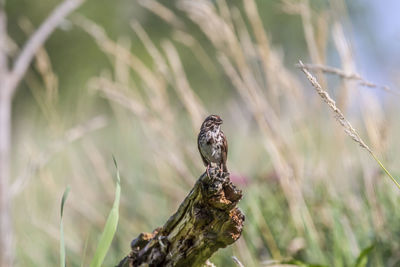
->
xmin=201 ymin=114 xmax=223 ymax=130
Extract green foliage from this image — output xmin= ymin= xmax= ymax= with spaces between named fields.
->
xmin=264 ymin=248 xmax=374 ymax=267
xmin=59 ymin=186 xmax=71 ymax=267
xmin=354 ymin=245 xmax=374 ymax=267
xmin=284 ymin=260 xmax=328 ymax=267
xmin=265 ymin=259 xmax=328 ymax=267
xmin=89 ymin=157 xmax=121 ymax=267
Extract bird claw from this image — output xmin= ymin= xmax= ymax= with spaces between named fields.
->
xmin=206 ymin=165 xmax=229 ymax=179
xmin=206 ymin=165 xmax=211 ymax=178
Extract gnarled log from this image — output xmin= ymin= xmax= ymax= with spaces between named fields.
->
xmin=117 ymin=167 xmax=245 ymax=267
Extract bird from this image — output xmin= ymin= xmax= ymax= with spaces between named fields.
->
xmin=197 ymin=114 xmax=228 ymax=176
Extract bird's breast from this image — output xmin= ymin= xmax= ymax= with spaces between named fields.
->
xmin=200 ymin=130 xmax=223 ymax=163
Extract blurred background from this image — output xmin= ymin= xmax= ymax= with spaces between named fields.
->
xmin=4 ymin=0 xmax=400 ymax=266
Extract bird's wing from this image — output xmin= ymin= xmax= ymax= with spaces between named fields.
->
xmin=221 ymin=131 xmax=228 ymax=171
xmin=198 ymin=133 xmax=209 ymax=167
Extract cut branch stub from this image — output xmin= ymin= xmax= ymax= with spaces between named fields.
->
xmin=117 ymin=167 xmax=245 ymax=267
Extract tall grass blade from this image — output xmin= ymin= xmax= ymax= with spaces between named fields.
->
xmin=265 ymin=259 xmax=328 ymax=267
xmin=60 ymin=185 xmax=71 ymax=267
xmin=371 ymin=153 xmax=400 ymax=190
xmin=80 ymin=231 xmax=91 ymax=267
xmin=89 ymin=157 xmax=121 ymax=267
xmin=354 ymin=244 xmax=374 ymax=267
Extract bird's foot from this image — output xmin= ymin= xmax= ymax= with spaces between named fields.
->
xmin=206 ymin=165 xmax=211 ymax=178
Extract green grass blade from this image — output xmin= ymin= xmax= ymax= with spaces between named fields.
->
xmin=354 ymin=244 xmax=374 ymax=267
xmin=80 ymin=231 xmax=91 ymax=267
xmin=89 ymin=157 xmax=121 ymax=267
xmin=265 ymin=259 xmax=328 ymax=267
xmin=60 ymin=186 xmax=71 ymax=267
xmin=371 ymin=153 xmax=400 ymax=190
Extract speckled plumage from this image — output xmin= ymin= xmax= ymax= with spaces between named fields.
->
xmin=197 ymin=115 xmax=228 ymax=173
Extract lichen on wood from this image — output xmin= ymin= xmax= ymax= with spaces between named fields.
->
xmin=116 ymin=167 xmax=245 ymax=267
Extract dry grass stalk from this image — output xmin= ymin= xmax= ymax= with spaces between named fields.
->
xmin=332 ymin=21 xmax=356 ymax=109
xmin=282 ymin=0 xmax=329 ymax=92
xmin=298 ymin=62 xmax=399 ymax=95
xmin=137 ymin=0 xmax=185 ymax=29
xmin=361 ymin=94 xmax=388 ymax=153
xmin=298 ymin=60 xmax=400 ymax=191
xmin=298 ymin=60 xmax=370 ymax=152
xmin=137 ymin=0 xmax=215 ymax=74
xmin=114 ymin=37 xmax=131 ymax=85
xmin=172 ymin=30 xmax=216 ymax=74
xmin=282 ymin=0 xmax=323 ymax=65
xmin=131 ymin=21 xmax=207 ymax=134
xmin=130 ymin=22 xmax=170 ymax=80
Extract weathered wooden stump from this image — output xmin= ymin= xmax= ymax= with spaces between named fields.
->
xmin=116 ymin=167 xmax=245 ymax=267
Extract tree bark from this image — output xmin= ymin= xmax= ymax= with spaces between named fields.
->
xmin=117 ymin=168 xmax=245 ymax=267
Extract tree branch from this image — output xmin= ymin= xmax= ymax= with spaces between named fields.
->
xmin=0 ymin=3 xmax=12 ymax=266
xmin=0 ymin=1 xmax=8 ymax=78
xmin=0 ymin=94 xmax=12 ymax=267
xmin=117 ymin=168 xmax=245 ymax=267
xmin=7 ymin=0 xmax=84 ymax=96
